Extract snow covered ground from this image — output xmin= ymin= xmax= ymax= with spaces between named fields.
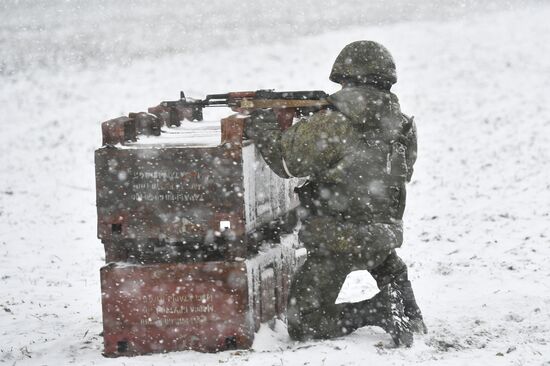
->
xmin=1 ymin=1 xmax=550 ymax=365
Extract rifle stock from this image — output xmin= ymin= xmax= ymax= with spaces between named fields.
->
xmin=238 ymin=98 xmax=330 ymax=109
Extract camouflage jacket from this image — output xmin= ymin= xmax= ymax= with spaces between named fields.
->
xmin=247 ymin=85 xmax=417 ymax=254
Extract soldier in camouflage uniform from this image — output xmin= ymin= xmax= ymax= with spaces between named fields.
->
xmin=245 ymin=41 xmax=426 ymax=347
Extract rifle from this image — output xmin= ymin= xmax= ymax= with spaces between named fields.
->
xmin=101 ymin=90 xmax=332 ymax=146
xmin=148 ymin=90 xmax=332 ymax=129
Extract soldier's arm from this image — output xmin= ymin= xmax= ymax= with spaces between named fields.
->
xmin=280 ymin=110 xmax=352 ymax=177
xmin=244 ymin=110 xmax=293 ymax=178
xmin=246 ymin=109 xmax=351 ymax=178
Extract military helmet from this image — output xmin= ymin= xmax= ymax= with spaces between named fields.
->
xmin=329 ymin=41 xmax=397 ymax=86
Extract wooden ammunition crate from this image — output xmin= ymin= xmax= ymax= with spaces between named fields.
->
xmin=96 ymin=114 xmax=305 ymax=356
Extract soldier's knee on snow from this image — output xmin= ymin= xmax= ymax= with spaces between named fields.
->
xmin=287 ymin=302 xmax=350 ymax=341
xmin=286 ymin=306 xmax=319 ymax=341
xmin=287 ymin=317 xmax=308 ymax=341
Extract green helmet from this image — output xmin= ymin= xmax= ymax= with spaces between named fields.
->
xmin=329 ymin=41 xmax=397 ymax=86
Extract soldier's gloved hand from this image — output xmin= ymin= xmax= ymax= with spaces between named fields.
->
xmin=244 ymin=109 xmax=279 ymax=141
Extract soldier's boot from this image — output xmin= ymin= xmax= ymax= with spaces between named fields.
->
xmin=344 ymin=282 xmax=413 ymax=347
xmin=370 ymin=250 xmax=427 ymax=335
xmin=399 ymin=280 xmax=428 ymax=334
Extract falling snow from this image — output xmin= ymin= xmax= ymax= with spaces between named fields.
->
xmin=1 ymin=1 xmax=550 ymax=365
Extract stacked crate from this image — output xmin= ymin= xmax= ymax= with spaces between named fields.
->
xmin=95 ymin=113 xmax=305 ymax=356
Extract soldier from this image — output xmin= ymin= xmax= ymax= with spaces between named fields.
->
xmin=245 ymin=41 xmax=426 ymax=347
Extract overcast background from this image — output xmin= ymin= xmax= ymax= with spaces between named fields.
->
xmin=0 ymin=0 xmax=541 ymax=76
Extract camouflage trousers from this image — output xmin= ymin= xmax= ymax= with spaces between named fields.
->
xmin=287 ymin=217 xmax=410 ymax=340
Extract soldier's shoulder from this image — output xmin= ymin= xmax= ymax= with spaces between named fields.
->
xmin=309 ymin=108 xmax=350 ymax=125
xmin=285 ymin=109 xmax=355 ymax=146
xmin=307 ymin=109 xmax=356 ymax=137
